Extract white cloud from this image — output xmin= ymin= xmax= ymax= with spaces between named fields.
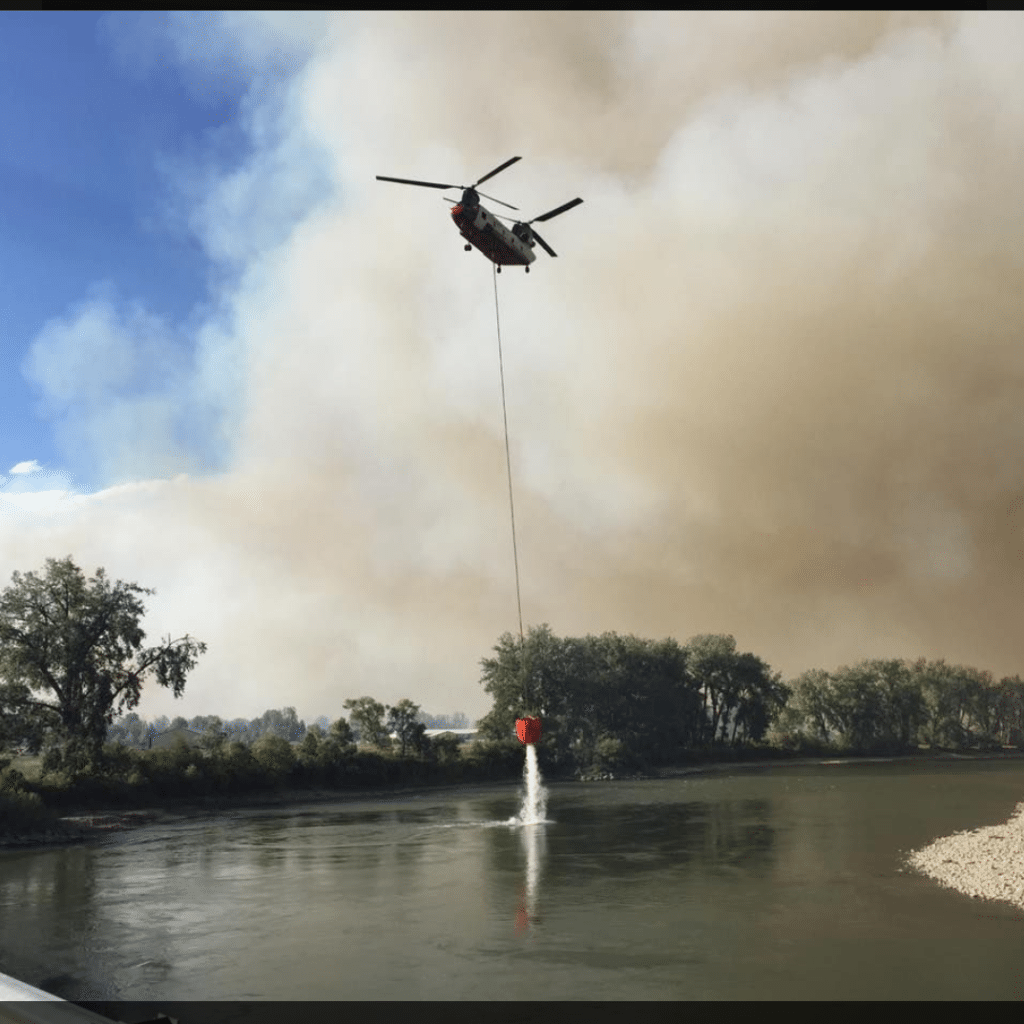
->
xmin=10 ymin=460 xmax=42 ymax=475
xmin=22 ymin=283 xmax=238 ymax=487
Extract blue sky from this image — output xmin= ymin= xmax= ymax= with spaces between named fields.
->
xmin=0 ymin=12 xmax=250 ymax=491
xmin=1 ymin=12 xmax=1022 ymax=726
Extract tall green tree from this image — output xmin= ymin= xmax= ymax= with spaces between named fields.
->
xmin=684 ymin=634 xmax=744 ymax=745
xmin=0 ymin=556 xmax=206 ymax=774
xmin=727 ymin=655 xmax=788 ymax=745
xmin=329 ymin=716 xmax=355 ymax=747
xmin=254 ymin=707 xmax=305 ymax=742
xmin=775 ymin=668 xmax=834 ymax=746
xmin=343 ymin=696 xmax=390 ymax=749
xmin=386 ymin=699 xmax=426 ymax=756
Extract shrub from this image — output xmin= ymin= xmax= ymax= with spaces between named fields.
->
xmin=251 ymin=734 xmax=297 ymax=786
xmin=0 ymin=789 xmax=56 ymax=830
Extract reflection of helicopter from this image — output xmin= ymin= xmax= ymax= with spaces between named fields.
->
xmin=376 ymin=156 xmax=583 ymax=273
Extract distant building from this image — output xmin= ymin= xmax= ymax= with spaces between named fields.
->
xmin=381 ymin=728 xmax=479 ymax=746
xmin=422 ymin=729 xmax=478 ymax=744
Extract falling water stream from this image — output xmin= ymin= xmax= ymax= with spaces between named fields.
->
xmin=514 ymin=743 xmax=548 ymax=826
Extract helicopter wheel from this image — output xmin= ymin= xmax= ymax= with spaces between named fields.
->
xmin=464 ymin=244 xmax=472 ymax=251
xmin=525 ymin=266 xmax=530 ymax=274
xmin=496 ymin=265 xmax=501 ymax=274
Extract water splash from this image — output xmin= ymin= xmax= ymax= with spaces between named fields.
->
xmin=514 ymin=743 xmax=548 ymax=826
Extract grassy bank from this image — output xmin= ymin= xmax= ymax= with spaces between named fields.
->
xmin=5 ymin=741 xmax=1023 ymax=852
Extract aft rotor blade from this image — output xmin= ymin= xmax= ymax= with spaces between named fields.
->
xmin=530 ymin=197 xmax=584 ymax=224
xmin=376 ymin=175 xmax=456 ymax=190
xmin=477 ymin=189 xmax=518 ymax=211
xmin=474 ymin=156 xmax=521 ymax=187
xmin=531 ymin=229 xmax=557 ymax=258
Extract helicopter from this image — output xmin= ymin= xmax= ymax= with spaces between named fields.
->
xmin=376 ymin=156 xmax=583 ymax=273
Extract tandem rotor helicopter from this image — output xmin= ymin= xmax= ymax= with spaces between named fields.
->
xmin=376 ymin=156 xmax=583 ymax=273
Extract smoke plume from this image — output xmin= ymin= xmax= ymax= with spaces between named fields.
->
xmin=6 ymin=12 xmax=1024 ymax=723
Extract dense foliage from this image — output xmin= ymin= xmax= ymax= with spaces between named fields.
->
xmin=478 ymin=625 xmax=788 ymax=773
xmin=0 ymin=556 xmax=206 ymax=775
xmin=774 ymin=658 xmax=1024 ymax=753
xmin=3 ymin=555 xmax=1024 ymax=833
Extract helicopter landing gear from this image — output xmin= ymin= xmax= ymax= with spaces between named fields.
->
xmin=464 ymin=244 xmax=472 ymax=251
xmin=525 ymin=266 xmax=530 ymax=274
xmin=496 ymin=265 xmax=501 ymax=274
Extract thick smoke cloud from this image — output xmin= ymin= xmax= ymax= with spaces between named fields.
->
xmin=6 ymin=12 xmax=1024 ymax=724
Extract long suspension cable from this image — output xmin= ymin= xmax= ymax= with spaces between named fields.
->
xmin=492 ymin=264 xmax=525 ymax=647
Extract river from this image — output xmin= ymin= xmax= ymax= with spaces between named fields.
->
xmin=2 ymin=759 xmax=1024 ymax=1007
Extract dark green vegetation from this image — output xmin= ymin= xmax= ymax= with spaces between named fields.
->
xmin=2 ymin=557 xmax=1023 ymax=838
xmin=479 ymin=625 xmax=1024 ymax=772
xmin=0 ymin=555 xmax=206 ymax=777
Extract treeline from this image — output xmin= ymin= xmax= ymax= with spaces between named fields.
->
xmin=415 ymin=712 xmax=471 ymax=730
xmin=478 ymin=626 xmax=787 ymax=774
xmin=103 ymin=707 xmax=473 ymax=750
xmin=478 ymin=625 xmax=1024 ymax=775
xmin=105 ymin=707 xmax=311 ymax=749
xmin=0 ymin=701 xmax=516 ymax=831
xmin=777 ymin=659 xmax=1024 ymax=753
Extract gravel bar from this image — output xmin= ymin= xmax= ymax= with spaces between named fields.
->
xmin=907 ymin=801 xmax=1024 ymax=908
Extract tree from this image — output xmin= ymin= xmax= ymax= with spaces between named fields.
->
xmin=727 ymin=655 xmax=788 ymax=745
xmin=386 ymin=699 xmax=425 ymax=756
xmin=253 ymin=706 xmax=306 ymax=742
xmin=0 ymin=556 xmax=206 ymax=774
xmin=684 ymin=634 xmax=743 ymax=745
xmin=773 ymin=669 xmax=833 ymax=746
xmin=298 ymin=729 xmax=321 ymax=759
xmin=251 ymin=732 xmax=296 ymax=785
xmin=431 ymin=732 xmax=463 ymax=764
xmin=329 ymin=716 xmax=355 ymax=747
xmin=343 ymin=697 xmax=389 ymax=749
xmin=106 ymin=711 xmax=149 ymax=749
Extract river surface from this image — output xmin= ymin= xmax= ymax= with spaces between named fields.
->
xmin=3 ymin=760 xmax=1024 ymax=1004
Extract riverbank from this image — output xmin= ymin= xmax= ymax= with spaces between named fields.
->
xmin=907 ymin=800 xmax=1024 ymax=909
xmin=0 ymin=780 xmax=520 ymax=853
xmin=4 ymin=749 xmax=1023 ymax=853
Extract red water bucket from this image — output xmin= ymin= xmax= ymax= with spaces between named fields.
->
xmin=515 ymin=717 xmax=542 ymax=745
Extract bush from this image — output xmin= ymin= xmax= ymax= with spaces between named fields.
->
xmin=588 ymin=734 xmax=633 ymax=775
xmin=205 ymin=741 xmax=262 ymax=794
xmin=344 ymin=750 xmax=388 ymax=786
xmin=462 ymin=738 xmax=522 ymax=781
xmin=0 ymin=789 xmax=56 ymax=831
xmin=251 ymin=733 xmax=297 ymax=785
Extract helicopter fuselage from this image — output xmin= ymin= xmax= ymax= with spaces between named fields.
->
xmin=451 ymin=202 xmax=536 ymax=267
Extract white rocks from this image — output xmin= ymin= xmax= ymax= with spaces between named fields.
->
xmin=907 ymin=801 xmax=1024 ymax=908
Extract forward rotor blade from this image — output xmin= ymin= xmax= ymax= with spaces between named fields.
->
xmin=474 ymin=156 xmax=521 ymax=187
xmin=376 ymin=175 xmax=456 ymax=190
xmin=530 ymin=197 xmax=584 ymax=223
xmin=476 ymin=189 xmax=518 ymax=211
xmin=531 ymin=229 xmax=557 ymax=258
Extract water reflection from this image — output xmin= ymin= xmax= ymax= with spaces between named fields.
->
xmin=515 ymin=818 xmax=546 ymax=934
xmin=6 ymin=764 xmax=1024 ymax=1001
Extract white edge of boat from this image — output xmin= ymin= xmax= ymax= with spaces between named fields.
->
xmin=0 ymin=971 xmax=121 ymax=1024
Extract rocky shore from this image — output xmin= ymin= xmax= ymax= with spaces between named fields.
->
xmin=907 ymin=801 xmax=1024 ymax=909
